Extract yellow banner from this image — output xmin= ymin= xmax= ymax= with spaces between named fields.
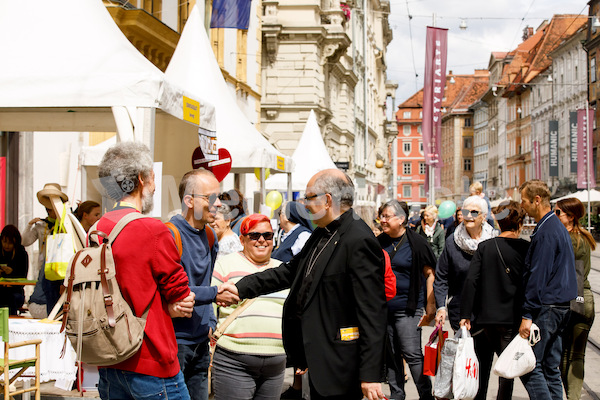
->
xmin=183 ymin=96 xmax=200 ymax=125
xmin=277 ymin=156 xmax=285 ymax=171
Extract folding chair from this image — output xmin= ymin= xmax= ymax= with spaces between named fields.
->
xmin=0 ymin=307 xmax=41 ymax=400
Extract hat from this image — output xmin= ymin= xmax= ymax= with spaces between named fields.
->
xmin=36 ymin=183 xmax=68 ymax=209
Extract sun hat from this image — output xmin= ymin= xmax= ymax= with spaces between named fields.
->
xmin=36 ymin=183 xmax=68 ymax=209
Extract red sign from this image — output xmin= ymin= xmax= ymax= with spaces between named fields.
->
xmin=422 ymin=27 xmax=448 ymax=167
xmin=577 ymin=109 xmax=595 ymax=189
xmin=191 ymin=147 xmax=232 ymax=182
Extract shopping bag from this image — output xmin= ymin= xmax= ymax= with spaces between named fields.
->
xmin=423 ymin=324 xmax=448 ymax=376
xmin=433 ymin=329 xmax=460 ymax=399
xmin=452 ymin=326 xmax=479 ymax=400
xmin=45 ymin=205 xmax=76 ymax=281
xmin=493 ymin=324 xmax=540 ymax=379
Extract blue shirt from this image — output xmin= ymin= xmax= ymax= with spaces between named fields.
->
xmin=383 ymin=240 xmax=425 ymax=312
xmin=169 ymin=214 xmax=219 ymax=344
xmin=522 ymin=211 xmax=577 ymax=319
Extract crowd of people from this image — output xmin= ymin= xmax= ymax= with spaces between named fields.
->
xmin=6 ymin=141 xmax=594 ymax=400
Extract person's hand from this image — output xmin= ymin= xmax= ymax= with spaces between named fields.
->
xmin=0 ymin=265 xmax=12 ymax=275
xmin=168 ymin=292 xmax=195 ymax=318
xmin=216 ymin=282 xmax=240 ymax=306
xmin=295 ymin=368 xmax=308 ymax=376
xmin=28 ymin=218 xmax=41 ymax=226
xmin=435 ymin=308 xmax=447 ymax=327
xmin=360 ymin=381 xmax=385 ymax=400
xmin=519 ymin=318 xmax=532 ymax=339
xmin=459 ymin=319 xmax=471 ymax=330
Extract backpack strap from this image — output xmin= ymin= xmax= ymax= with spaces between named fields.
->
xmin=165 ymin=222 xmax=183 ymax=257
xmin=60 ymin=248 xmax=85 ymax=333
xmin=107 ymin=212 xmax=149 ymax=243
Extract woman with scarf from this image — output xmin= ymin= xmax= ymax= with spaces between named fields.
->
xmin=416 ymin=205 xmax=445 ymax=259
xmin=272 ymin=201 xmax=313 ymax=263
xmin=378 ymin=200 xmax=436 ymax=400
xmin=434 ymin=195 xmax=497 ymax=331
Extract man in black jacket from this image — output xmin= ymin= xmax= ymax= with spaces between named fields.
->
xmin=218 ymin=169 xmax=387 ymax=400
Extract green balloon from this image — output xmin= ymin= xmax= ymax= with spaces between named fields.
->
xmin=438 ymin=200 xmax=457 ymax=219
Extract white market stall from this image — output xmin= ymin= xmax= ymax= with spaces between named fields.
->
xmin=551 ymin=189 xmax=600 ymax=204
xmin=266 ymin=110 xmax=337 ymax=195
xmin=165 ymin=5 xmax=293 ymax=201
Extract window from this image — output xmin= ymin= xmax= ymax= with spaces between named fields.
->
xmin=403 ymin=162 xmax=412 ymax=175
xmin=464 ymin=159 xmax=472 ymax=171
xmin=464 ymin=137 xmax=472 ymax=149
xmin=419 ymin=111 xmax=423 ymax=118
xmin=591 ymin=56 xmax=597 ymax=83
xmin=403 ymin=111 xmax=411 ymax=119
xmin=417 ymin=125 xmax=422 ymax=134
xmin=403 ymin=125 xmax=411 ymax=135
xmin=419 ymin=162 xmax=426 ymax=174
xmin=403 ymin=185 xmax=411 ymax=198
xmin=419 ymin=142 xmax=423 ymax=153
xmin=464 ymin=118 xmax=472 ymax=127
xmin=403 ymin=142 xmax=411 ymax=153
xmin=419 ymin=185 xmax=425 ymax=198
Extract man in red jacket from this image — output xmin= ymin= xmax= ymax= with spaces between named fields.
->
xmin=96 ymin=142 xmax=195 ymax=400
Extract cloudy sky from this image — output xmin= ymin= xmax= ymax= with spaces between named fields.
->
xmin=386 ymin=0 xmax=588 ymax=103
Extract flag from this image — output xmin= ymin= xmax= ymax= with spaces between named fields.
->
xmin=577 ymin=108 xmax=595 ymax=189
xmin=422 ymin=27 xmax=448 ymax=167
xmin=210 ymin=0 xmax=252 ymax=30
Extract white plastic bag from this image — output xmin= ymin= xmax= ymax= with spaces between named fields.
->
xmin=434 ymin=329 xmax=460 ymax=399
xmin=493 ymin=323 xmax=540 ymax=379
xmin=452 ymin=326 xmax=479 ymax=400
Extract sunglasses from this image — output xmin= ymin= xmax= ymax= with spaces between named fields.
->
xmin=245 ymin=232 xmax=275 ymax=241
xmin=190 ymin=193 xmax=221 ymax=205
xmin=303 ymin=192 xmax=328 ymax=202
xmin=463 ymin=209 xmax=480 ymax=218
xmin=554 ymin=209 xmax=563 ymax=216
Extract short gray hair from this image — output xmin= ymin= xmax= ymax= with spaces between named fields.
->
xmin=381 ymin=200 xmax=409 ymax=226
xmin=98 ymin=142 xmax=153 ymax=201
xmin=462 ymin=195 xmax=488 ymax=218
xmin=312 ymin=172 xmax=354 ymax=208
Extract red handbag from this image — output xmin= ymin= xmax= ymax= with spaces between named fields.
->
xmin=423 ymin=324 xmax=447 ymax=376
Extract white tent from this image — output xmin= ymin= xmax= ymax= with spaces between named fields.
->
xmin=551 ymin=189 xmax=600 ymax=204
xmin=165 ymin=5 xmax=293 ymax=185
xmin=266 ymin=110 xmax=337 ymax=192
xmin=0 ymin=0 xmax=216 ymax=152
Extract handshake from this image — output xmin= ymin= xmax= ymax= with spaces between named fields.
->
xmin=216 ymin=282 xmax=241 ymax=307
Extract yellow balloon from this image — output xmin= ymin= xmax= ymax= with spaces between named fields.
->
xmin=265 ymin=190 xmax=283 ymax=210
xmin=254 ymin=168 xmax=270 ymax=180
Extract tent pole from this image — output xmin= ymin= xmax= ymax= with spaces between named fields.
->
xmin=287 ymin=172 xmax=292 ymax=201
xmin=260 ymin=168 xmax=266 ymax=205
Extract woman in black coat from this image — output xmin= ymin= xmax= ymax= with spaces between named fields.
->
xmin=459 ymin=201 xmax=530 ymax=400
xmin=0 ymin=225 xmax=29 ymax=314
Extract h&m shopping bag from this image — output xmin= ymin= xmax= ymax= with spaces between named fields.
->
xmin=433 ymin=329 xmax=461 ymax=399
xmin=452 ymin=326 xmax=479 ymax=400
xmin=493 ymin=323 xmax=540 ymax=379
xmin=424 ymin=324 xmax=448 ymax=376
xmin=45 ymin=205 xmax=76 ymax=281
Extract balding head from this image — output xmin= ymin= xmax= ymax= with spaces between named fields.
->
xmin=307 ymin=168 xmax=354 ymax=210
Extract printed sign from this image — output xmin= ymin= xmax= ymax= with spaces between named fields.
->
xmin=183 ymin=96 xmax=200 ymax=125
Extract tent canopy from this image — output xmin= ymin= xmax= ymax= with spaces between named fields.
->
xmin=0 ymin=0 xmax=216 ymax=135
xmin=165 ymin=5 xmax=292 ymax=174
xmin=551 ymin=189 xmax=600 ymax=204
xmin=266 ymin=110 xmax=337 ymax=192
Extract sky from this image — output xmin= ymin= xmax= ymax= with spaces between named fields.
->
xmin=386 ymin=0 xmax=589 ymax=104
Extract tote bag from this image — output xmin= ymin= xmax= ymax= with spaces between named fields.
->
xmin=493 ymin=324 xmax=540 ymax=378
xmin=423 ymin=324 xmax=447 ymax=376
xmin=45 ymin=205 xmax=76 ymax=281
xmin=452 ymin=326 xmax=479 ymax=400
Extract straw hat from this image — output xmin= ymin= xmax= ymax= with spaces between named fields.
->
xmin=36 ymin=183 xmax=68 ymax=209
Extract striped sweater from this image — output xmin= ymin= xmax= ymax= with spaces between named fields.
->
xmin=211 ymin=252 xmax=287 ymax=355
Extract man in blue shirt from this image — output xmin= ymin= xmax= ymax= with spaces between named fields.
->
xmin=519 ymin=179 xmax=576 ymax=400
xmin=168 ymin=169 xmax=227 ymax=400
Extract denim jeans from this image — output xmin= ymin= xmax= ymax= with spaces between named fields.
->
xmin=98 ymin=368 xmax=190 ymax=400
xmin=387 ymin=309 xmax=433 ymax=400
xmin=521 ymin=305 xmax=570 ymax=400
xmin=177 ymin=341 xmax=210 ymax=400
xmin=212 ymin=346 xmax=286 ymax=400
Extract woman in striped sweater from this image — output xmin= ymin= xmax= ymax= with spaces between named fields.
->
xmin=211 ymin=214 xmax=288 ymax=400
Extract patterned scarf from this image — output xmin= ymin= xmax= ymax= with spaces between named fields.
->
xmin=453 ymin=221 xmax=496 ymax=255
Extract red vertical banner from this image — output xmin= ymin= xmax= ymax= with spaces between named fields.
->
xmin=0 ymin=157 xmax=5 ymax=229
xmin=422 ymin=26 xmax=448 ymax=167
xmin=577 ymin=108 xmax=596 ymax=189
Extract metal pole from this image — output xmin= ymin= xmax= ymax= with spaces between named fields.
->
xmin=428 ymin=13 xmax=437 ymax=206
xmin=363 ymin=0 xmax=368 ymax=165
xmin=587 ymin=106 xmax=592 ymax=231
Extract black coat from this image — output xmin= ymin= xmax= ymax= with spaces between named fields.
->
xmin=236 ymin=209 xmax=387 ymax=397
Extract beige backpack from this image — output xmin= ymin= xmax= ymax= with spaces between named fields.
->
xmin=60 ymin=212 xmax=149 ymax=366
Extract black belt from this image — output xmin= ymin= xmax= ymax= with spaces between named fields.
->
xmin=553 ymin=301 xmax=570 ymax=307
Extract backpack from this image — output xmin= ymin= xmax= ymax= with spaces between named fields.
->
xmin=60 ymin=212 xmax=149 ymax=366
xmin=165 ymin=221 xmax=215 ymax=257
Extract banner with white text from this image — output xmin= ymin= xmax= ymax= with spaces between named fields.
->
xmin=549 ymin=120 xmax=559 ymax=177
xmin=570 ymin=112 xmax=578 ymax=174
xmin=422 ymin=26 xmax=448 ymax=167
xmin=577 ymin=109 xmax=596 ymax=189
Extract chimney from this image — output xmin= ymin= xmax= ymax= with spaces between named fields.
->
xmin=522 ymin=26 xmax=534 ymax=41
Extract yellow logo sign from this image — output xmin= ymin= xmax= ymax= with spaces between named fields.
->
xmin=277 ymin=156 xmax=285 ymax=171
xmin=183 ymin=96 xmax=200 ymax=125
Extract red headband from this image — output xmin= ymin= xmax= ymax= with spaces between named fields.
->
xmin=240 ymin=214 xmax=271 ymax=235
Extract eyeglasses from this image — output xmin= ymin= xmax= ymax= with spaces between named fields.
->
xmin=463 ymin=209 xmax=480 ymax=218
xmin=303 ymin=192 xmax=328 ymax=202
xmin=190 ymin=193 xmax=220 ymax=205
xmin=245 ymin=232 xmax=275 ymax=241
xmin=554 ymin=209 xmax=562 ymax=216
xmin=379 ymin=214 xmax=398 ymax=221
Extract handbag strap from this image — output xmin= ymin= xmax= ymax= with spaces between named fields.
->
xmin=212 ymin=298 xmax=257 ymax=342
xmin=494 ymin=238 xmax=518 ymax=284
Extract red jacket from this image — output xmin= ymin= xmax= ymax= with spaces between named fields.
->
xmin=97 ymin=208 xmax=190 ymax=378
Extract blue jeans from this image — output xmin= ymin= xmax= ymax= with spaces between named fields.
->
xmin=212 ymin=346 xmax=286 ymax=400
xmin=177 ymin=341 xmax=210 ymax=400
xmin=387 ymin=309 xmax=433 ymax=400
xmin=521 ymin=305 xmax=570 ymax=400
xmin=98 ymin=368 xmax=190 ymax=400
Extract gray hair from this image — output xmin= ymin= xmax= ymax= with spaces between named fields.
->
xmin=98 ymin=142 xmax=153 ymax=201
xmin=381 ymin=200 xmax=409 ymax=226
xmin=462 ymin=195 xmax=488 ymax=218
xmin=216 ymin=204 xmax=233 ymax=220
xmin=312 ymin=172 xmax=354 ymax=208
